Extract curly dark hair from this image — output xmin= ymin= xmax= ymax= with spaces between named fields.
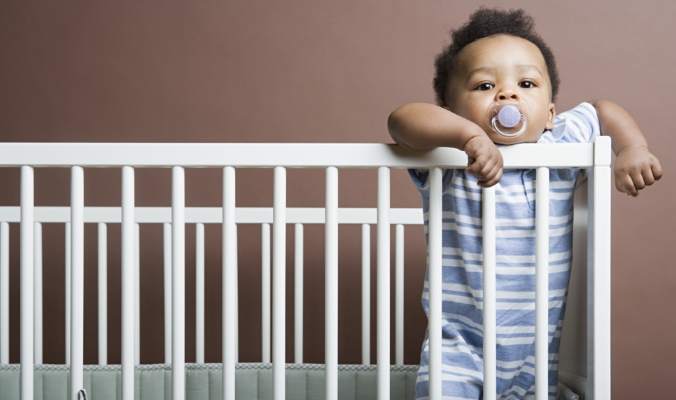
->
xmin=433 ymin=8 xmax=560 ymax=106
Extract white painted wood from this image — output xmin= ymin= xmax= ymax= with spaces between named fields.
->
xmin=376 ymin=167 xmax=390 ymax=400
xmin=70 ymin=166 xmax=85 ymax=400
xmin=361 ymin=224 xmax=370 ymax=365
xmin=163 ymin=223 xmax=172 ymax=364
xmin=196 ymin=223 xmax=205 ymax=364
xmin=482 ymin=186 xmax=496 ymax=400
xmin=20 ymin=166 xmax=34 ymax=399
xmin=535 ymin=167 xmax=550 ymax=400
xmin=395 ymin=224 xmax=404 ymax=366
xmin=223 ymin=167 xmax=237 ymax=400
xmin=0 ymin=206 xmax=425 ymax=225
xmin=273 ymin=167 xmax=286 ymax=400
xmin=172 ymin=166 xmax=186 ymax=400
xmin=294 ymin=223 xmax=303 ymax=364
xmin=325 ymin=167 xmax=339 ymax=400
xmin=121 ymin=167 xmax=135 ymax=400
xmin=98 ymin=223 xmax=108 ymax=365
xmin=0 ymin=143 xmax=594 ymax=169
xmin=0 ymin=141 xmax=608 ymax=400
xmin=34 ymin=222 xmax=43 ymax=364
xmin=589 ymin=136 xmax=612 ymax=400
xmin=428 ymin=168 xmax=443 ymax=400
xmin=134 ymin=223 xmax=140 ymax=365
xmin=0 ymin=222 xmax=8 ymax=364
xmin=261 ymin=223 xmax=271 ymax=364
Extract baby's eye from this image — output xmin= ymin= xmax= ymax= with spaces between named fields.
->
xmin=476 ymin=83 xmax=494 ymax=91
xmin=519 ymin=81 xmax=536 ymax=89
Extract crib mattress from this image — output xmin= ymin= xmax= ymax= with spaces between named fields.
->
xmin=0 ymin=363 xmax=418 ymax=400
xmin=0 ymin=363 xmax=579 ymax=400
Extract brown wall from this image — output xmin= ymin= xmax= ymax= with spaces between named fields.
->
xmin=1 ymin=1 xmax=675 ymax=398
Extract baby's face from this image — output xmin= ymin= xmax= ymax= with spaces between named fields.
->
xmin=444 ymin=35 xmax=555 ymax=144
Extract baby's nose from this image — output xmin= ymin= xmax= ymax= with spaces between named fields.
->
xmin=497 ymin=88 xmax=519 ymax=101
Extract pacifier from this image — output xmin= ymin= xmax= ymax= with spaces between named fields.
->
xmin=487 ymin=101 xmax=528 ymax=138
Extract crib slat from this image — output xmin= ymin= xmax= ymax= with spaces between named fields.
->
xmin=273 ymin=166 xmax=286 ymax=400
xmin=361 ymin=224 xmax=370 ymax=365
xmin=395 ymin=224 xmax=404 ymax=366
xmin=20 ymin=165 xmax=34 ymax=399
xmin=70 ymin=166 xmax=85 ymax=400
xmin=535 ymin=167 xmax=550 ymax=400
xmin=196 ymin=223 xmax=205 ymax=364
xmin=172 ymin=166 xmax=186 ymax=400
xmin=223 ymin=166 xmax=237 ymax=400
xmin=134 ymin=223 xmax=140 ymax=365
xmin=428 ymin=168 xmax=442 ymax=400
xmin=163 ymin=222 xmax=172 ymax=363
xmin=121 ymin=166 xmax=135 ymax=400
xmin=376 ymin=167 xmax=390 ymax=400
xmin=261 ymin=223 xmax=271 ymax=363
xmin=98 ymin=223 xmax=108 ymax=365
xmin=65 ymin=222 xmax=71 ymax=364
xmin=0 ymin=221 xmax=8 ymax=364
xmin=482 ymin=186 xmax=497 ymax=400
xmin=325 ymin=167 xmax=339 ymax=400
xmin=34 ymin=222 xmax=43 ymax=364
xmin=294 ymin=223 xmax=303 ymax=364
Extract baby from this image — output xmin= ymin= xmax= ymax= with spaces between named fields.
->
xmin=387 ymin=8 xmax=662 ymax=400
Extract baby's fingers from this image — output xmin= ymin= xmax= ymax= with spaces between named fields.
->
xmin=642 ymin=168 xmax=656 ymax=187
xmin=652 ymin=161 xmax=663 ymax=182
xmin=467 ymin=157 xmax=499 ymax=183
xmin=477 ymin=168 xmax=503 ymax=188
xmin=630 ymin=170 xmax=646 ymax=192
xmin=615 ymin=172 xmax=639 ymax=196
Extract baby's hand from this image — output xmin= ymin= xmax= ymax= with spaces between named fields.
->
xmin=613 ymin=146 xmax=662 ymax=196
xmin=464 ymin=135 xmax=503 ymax=187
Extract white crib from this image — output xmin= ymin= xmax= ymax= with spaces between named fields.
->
xmin=0 ymin=141 xmax=611 ymax=400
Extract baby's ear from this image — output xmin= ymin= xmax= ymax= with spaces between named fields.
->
xmin=545 ymin=103 xmax=556 ymax=130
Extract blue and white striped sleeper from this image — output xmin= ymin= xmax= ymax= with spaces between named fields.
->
xmin=409 ymin=103 xmax=600 ymax=400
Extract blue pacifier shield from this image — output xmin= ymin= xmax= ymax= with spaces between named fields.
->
xmin=497 ymin=105 xmax=521 ymax=128
xmin=487 ymin=100 xmax=528 ymax=138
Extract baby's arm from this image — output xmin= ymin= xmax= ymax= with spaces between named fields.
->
xmin=388 ymin=103 xmax=503 ymax=187
xmin=591 ymin=100 xmax=663 ymax=196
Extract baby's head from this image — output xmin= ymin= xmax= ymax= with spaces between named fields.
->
xmin=434 ymin=8 xmax=560 ymax=144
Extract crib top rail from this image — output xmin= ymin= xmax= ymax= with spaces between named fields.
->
xmin=0 ymin=142 xmax=603 ymax=168
xmin=0 ymin=206 xmax=423 ymax=225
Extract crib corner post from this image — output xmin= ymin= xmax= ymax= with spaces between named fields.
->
xmin=587 ymin=136 xmax=612 ymax=400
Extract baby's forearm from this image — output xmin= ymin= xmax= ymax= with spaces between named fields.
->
xmin=590 ymin=100 xmax=649 ymax=155
xmin=387 ymin=103 xmax=485 ymax=150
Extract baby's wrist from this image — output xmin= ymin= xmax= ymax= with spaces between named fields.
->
xmin=461 ymin=127 xmax=491 ymax=151
xmin=616 ymin=144 xmax=649 ymax=157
